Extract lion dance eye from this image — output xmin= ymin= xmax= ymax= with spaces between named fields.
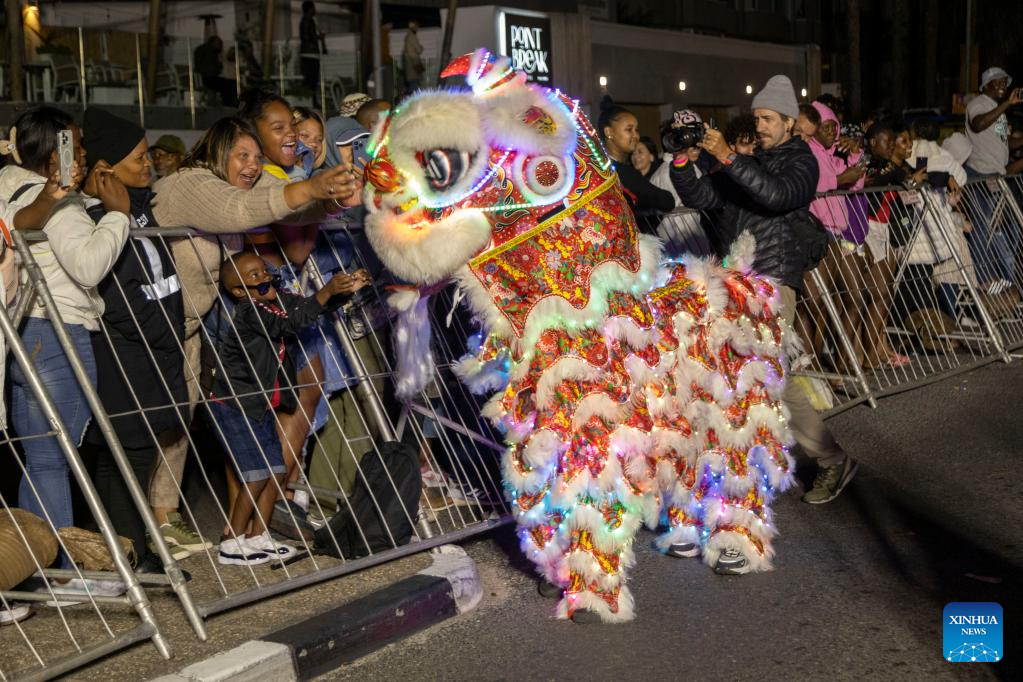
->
xmin=417 ymin=148 xmax=474 ymax=191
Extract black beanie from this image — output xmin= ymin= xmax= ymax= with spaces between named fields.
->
xmin=82 ymin=107 xmax=146 ymax=166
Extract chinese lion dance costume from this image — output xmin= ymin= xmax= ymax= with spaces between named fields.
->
xmin=363 ymin=49 xmax=797 ymax=623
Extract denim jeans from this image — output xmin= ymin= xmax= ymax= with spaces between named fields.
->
xmin=963 ymin=167 xmax=1021 ymax=286
xmin=11 ymin=318 xmax=97 ymax=566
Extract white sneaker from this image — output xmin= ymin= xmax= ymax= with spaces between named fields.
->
xmin=244 ymin=532 xmax=299 ymax=561
xmin=713 ymin=547 xmax=751 ymax=575
xmin=421 ymin=468 xmax=449 ymax=488
xmin=448 ymin=482 xmax=492 ymax=506
xmin=41 ymin=578 xmax=126 ymax=607
xmin=218 ymin=537 xmax=271 ymax=566
xmin=790 ymin=354 xmax=814 ymax=372
xmin=958 ymin=314 xmax=980 ymax=328
xmin=1 ymin=602 xmax=32 ymax=625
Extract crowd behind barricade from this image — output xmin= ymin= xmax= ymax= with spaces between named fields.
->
xmin=0 ymin=88 xmax=500 ymax=628
xmin=593 ymin=67 xmax=1023 ymax=519
xmin=1 ymin=63 xmax=1022 ymax=628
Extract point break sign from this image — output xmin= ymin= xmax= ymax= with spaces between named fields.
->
xmin=498 ymin=10 xmax=553 ymax=84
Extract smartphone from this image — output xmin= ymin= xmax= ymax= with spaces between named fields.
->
xmin=57 ymin=129 xmax=75 ymax=188
xmin=915 ymin=156 xmax=928 ymax=172
xmin=708 ymin=116 xmax=717 ymax=130
xmin=335 ymin=141 xmax=354 ymax=168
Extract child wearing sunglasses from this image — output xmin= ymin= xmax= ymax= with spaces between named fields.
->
xmin=208 ymin=251 xmax=369 ymax=565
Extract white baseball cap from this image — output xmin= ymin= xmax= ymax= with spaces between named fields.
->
xmin=980 ymin=67 xmax=1012 ymax=90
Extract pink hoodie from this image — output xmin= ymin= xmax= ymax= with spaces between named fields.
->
xmin=808 ymin=101 xmax=849 ymax=235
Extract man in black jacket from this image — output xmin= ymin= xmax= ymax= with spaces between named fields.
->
xmin=669 ymin=76 xmax=858 ymax=571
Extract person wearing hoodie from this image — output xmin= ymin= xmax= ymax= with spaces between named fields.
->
xmin=808 ymin=101 xmax=909 ymax=370
xmin=808 ymin=100 xmax=862 ymax=234
xmin=79 ymin=108 xmax=208 ymax=571
xmin=0 ymin=107 xmax=130 ymax=584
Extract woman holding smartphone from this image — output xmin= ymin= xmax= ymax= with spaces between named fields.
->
xmin=0 ymin=107 xmax=130 ymax=586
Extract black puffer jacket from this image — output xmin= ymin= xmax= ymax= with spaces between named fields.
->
xmin=670 ymin=137 xmax=820 ymax=289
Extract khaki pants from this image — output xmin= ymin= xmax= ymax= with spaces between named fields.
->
xmin=148 ymin=331 xmax=202 ymax=508
xmin=781 ymin=285 xmax=847 ymax=468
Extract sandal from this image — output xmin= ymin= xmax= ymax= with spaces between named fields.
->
xmin=880 ymin=352 xmax=911 ymax=369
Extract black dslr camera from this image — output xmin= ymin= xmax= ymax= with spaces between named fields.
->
xmin=662 ymin=109 xmax=707 ymax=153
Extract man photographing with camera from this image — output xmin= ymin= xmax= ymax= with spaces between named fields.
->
xmin=669 ymin=76 xmax=858 ymax=558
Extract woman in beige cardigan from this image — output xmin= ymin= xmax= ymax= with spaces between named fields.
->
xmin=146 ymin=117 xmax=357 ymax=556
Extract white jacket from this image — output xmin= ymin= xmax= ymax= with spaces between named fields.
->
xmin=908 ymin=140 xmax=968 ymax=187
xmin=1 ymin=200 xmax=17 ymax=428
xmin=0 ymin=165 xmax=129 ymax=329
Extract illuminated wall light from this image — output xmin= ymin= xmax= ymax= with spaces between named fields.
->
xmin=599 ymin=76 xmax=608 ymax=87
xmin=801 ymin=87 xmax=808 ymax=97
xmin=745 ymin=84 xmax=753 ymax=95
xmin=678 ymin=81 xmax=687 ymax=92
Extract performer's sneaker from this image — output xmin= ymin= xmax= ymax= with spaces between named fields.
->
xmin=714 ymin=547 xmax=751 ymax=575
xmin=802 ymin=456 xmax=859 ymax=504
xmin=665 ymin=542 xmax=700 ymax=558
xmin=537 ymin=579 xmax=562 ymax=599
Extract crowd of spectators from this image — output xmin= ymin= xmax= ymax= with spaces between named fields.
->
xmin=0 ymin=88 xmax=489 ymax=613
xmin=1 ymin=62 xmax=1022 ymax=614
xmin=599 ymin=66 xmax=1023 ymax=514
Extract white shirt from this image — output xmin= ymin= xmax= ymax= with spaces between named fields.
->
xmin=965 ymin=93 xmax=1009 ymax=175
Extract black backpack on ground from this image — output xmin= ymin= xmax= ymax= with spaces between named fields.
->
xmin=313 ymin=440 xmax=421 ymax=559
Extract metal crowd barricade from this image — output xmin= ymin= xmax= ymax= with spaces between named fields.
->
xmin=0 ymin=240 xmax=170 ymax=681
xmin=3 ymin=220 xmax=510 ymax=654
xmin=656 ymin=179 xmax=1023 ymax=415
xmin=6 ymin=174 xmax=1023 ymax=677
xmin=795 ymin=183 xmax=1018 ymax=412
xmin=957 ymin=173 xmax=1023 ymax=351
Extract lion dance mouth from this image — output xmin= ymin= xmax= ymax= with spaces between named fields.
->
xmin=363 ymin=48 xmax=795 ymax=623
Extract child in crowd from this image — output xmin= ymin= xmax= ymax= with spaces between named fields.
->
xmin=209 ymin=252 xmax=369 ymax=565
xmin=290 ymin=107 xmax=327 ymax=182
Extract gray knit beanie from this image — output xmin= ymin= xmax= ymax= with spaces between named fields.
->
xmin=751 ymin=75 xmax=799 ymax=119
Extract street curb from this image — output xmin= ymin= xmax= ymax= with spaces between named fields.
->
xmin=148 ymin=545 xmax=481 ymax=682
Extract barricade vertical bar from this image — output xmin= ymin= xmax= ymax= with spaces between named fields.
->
xmin=808 ymin=267 xmax=878 ymax=408
xmin=0 ymin=297 xmax=171 ymax=662
xmin=11 ymin=232 xmax=208 ymax=642
xmin=304 ymin=259 xmax=435 ymax=540
xmin=921 ymin=188 xmax=1011 ymax=363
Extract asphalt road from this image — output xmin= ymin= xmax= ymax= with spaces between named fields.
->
xmin=324 ymin=361 xmax=1023 ymax=682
